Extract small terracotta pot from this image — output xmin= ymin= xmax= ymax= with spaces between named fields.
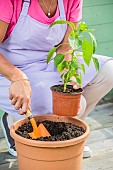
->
xmin=10 ymin=114 xmax=90 ymax=170
xmin=51 ymin=85 xmax=83 ymax=116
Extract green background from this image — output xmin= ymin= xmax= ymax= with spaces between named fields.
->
xmin=83 ymin=0 xmax=113 ymax=98
xmin=83 ymin=0 xmax=113 ymax=57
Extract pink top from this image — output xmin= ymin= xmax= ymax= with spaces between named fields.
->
xmin=0 ymin=0 xmax=83 ymax=40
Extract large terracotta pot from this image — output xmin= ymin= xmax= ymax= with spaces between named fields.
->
xmin=10 ymin=114 xmax=90 ymax=170
xmin=51 ymin=85 xmax=83 ymax=116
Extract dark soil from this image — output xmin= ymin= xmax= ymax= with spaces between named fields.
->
xmin=51 ymin=85 xmax=83 ymax=94
xmin=16 ymin=120 xmax=85 ymax=141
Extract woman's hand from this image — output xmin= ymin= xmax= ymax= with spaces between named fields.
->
xmin=68 ymin=76 xmax=81 ymax=90
xmin=9 ymin=79 xmax=32 ymax=115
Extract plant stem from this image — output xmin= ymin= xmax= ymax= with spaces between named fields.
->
xmin=63 ymin=83 xmax=67 ymax=92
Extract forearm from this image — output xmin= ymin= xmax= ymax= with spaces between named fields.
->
xmin=0 ymin=53 xmax=28 ymax=81
xmin=56 ymin=45 xmax=72 ymax=61
xmin=56 ymin=22 xmax=78 ymax=61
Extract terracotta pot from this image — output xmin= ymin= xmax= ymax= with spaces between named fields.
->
xmin=51 ymin=85 xmax=83 ymax=116
xmin=10 ymin=114 xmax=90 ymax=170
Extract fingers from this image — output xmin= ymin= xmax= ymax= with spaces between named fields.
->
xmin=8 ymin=78 xmax=32 ymax=114
xmin=9 ymin=93 xmax=13 ymax=100
xmin=11 ymin=97 xmax=18 ymax=105
xmin=10 ymin=96 xmax=31 ymax=115
xmin=68 ymin=82 xmax=81 ymax=89
xmin=19 ymin=99 xmax=30 ymax=115
xmin=73 ymin=84 xmax=81 ymax=89
xmin=14 ymin=99 xmax=23 ymax=110
xmin=19 ymin=104 xmax=28 ymax=115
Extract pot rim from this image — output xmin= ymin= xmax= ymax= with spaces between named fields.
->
xmin=10 ymin=114 xmax=90 ymax=148
xmin=51 ymin=85 xmax=84 ymax=95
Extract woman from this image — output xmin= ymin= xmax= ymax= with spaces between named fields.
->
xmin=0 ymin=0 xmax=113 ymax=158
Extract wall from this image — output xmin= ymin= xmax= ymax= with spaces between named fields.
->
xmin=83 ymin=0 xmax=113 ymax=57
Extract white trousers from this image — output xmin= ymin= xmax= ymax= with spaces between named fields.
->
xmin=7 ymin=60 xmax=113 ymax=122
xmin=77 ymin=60 xmax=113 ymax=120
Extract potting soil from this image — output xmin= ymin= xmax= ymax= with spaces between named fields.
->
xmin=51 ymin=85 xmax=83 ymax=94
xmin=16 ymin=120 xmax=85 ymax=141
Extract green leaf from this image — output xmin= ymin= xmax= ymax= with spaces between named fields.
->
xmin=89 ymin=32 xmax=97 ymax=53
xmin=61 ymin=73 xmax=64 ymax=79
xmin=82 ymin=38 xmax=93 ymax=65
xmin=57 ymin=64 xmax=63 ymax=73
xmin=57 ymin=61 xmax=68 ymax=72
xmin=68 ymin=35 xmax=76 ymax=49
xmin=74 ymin=74 xmax=82 ymax=85
xmin=68 ymin=80 xmax=73 ymax=82
xmin=75 ymin=39 xmax=82 ymax=49
xmin=54 ymin=54 xmax=64 ymax=67
xmin=50 ymin=20 xmax=76 ymax=30
xmin=70 ymin=61 xmax=79 ymax=69
xmin=79 ymin=22 xmax=88 ymax=31
xmin=92 ymin=57 xmax=100 ymax=72
xmin=68 ymin=35 xmax=82 ymax=50
xmin=68 ymin=70 xmax=76 ymax=79
xmin=67 ymin=21 xmax=76 ymax=30
xmin=64 ymin=73 xmax=68 ymax=79
xmin=81 ymin=64 xmax=86 ymax=74
xmin=50 ymin=20 xmax=67 ymax=28
xmin=47 ymin=47 xmax=56 ymax=63
xmin=76 ymin=78 xmax=81 ymax=85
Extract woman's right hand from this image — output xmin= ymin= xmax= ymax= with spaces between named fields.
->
xmin=0 ymin=18 xmax=32 ymax=115
xmin=9 ymin=79 xmax=32 ymax=115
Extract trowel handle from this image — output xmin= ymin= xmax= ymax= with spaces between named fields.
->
xmin=26 ymin=110 xmax=33 ymax=119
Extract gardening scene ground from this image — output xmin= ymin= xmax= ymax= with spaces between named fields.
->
xmin=0 ymin=96 xmax=113 ymax=170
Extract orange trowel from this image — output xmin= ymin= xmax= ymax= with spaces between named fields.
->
xmin=26 ymin=110 xmax=51 ymax=139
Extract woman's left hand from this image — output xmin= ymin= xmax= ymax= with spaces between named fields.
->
xmin=68 ymin=77 xmax=81 ymax=90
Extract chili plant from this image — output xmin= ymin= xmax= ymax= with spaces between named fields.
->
xmin=47 ymin=21 xmax=99 ymax=92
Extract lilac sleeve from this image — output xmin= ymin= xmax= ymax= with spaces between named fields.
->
xmin=69 ymin=0 xmax=83 ymax=22
xmin=0 ymin=0 xmax=13 ymax=23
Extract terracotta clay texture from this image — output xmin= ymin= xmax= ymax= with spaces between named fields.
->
xmin=52 ymin=90 xmax=82 ymax=116
xmin=10 ymin=114 xmax=90 ymax=170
